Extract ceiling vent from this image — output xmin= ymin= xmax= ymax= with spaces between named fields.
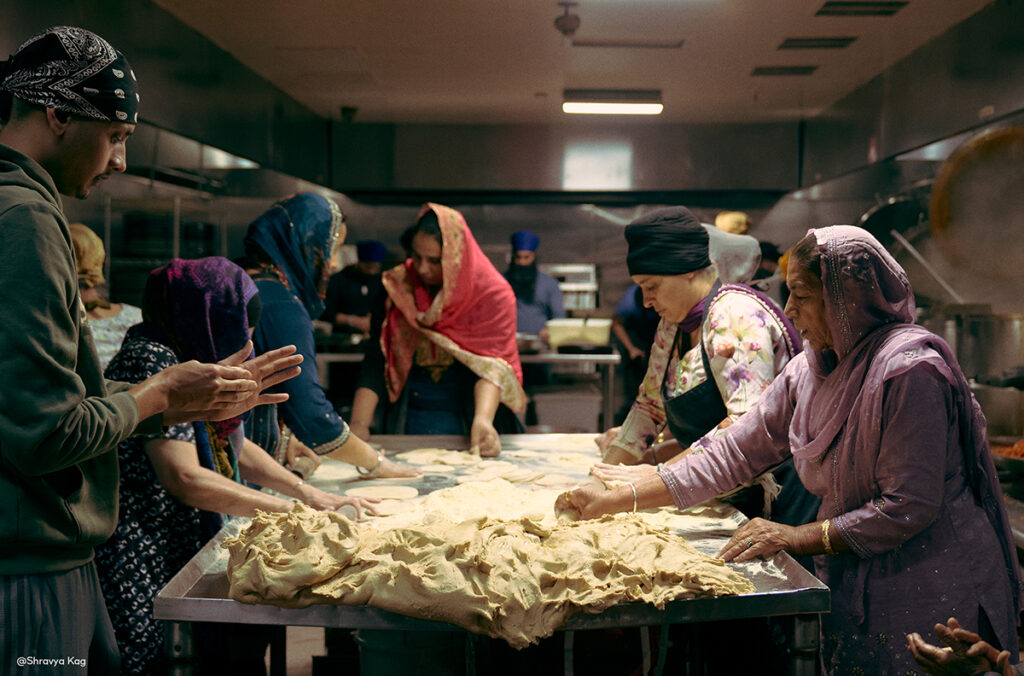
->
xmin=751 ymin=66 xmax=819 ymax=76
xmin=572 ymin=38 xmax=684 ymax=49
xmin=778 ymin=37 xmax=857 ymax=49
xmin=815 ymin=2 xmax=908 ymax=16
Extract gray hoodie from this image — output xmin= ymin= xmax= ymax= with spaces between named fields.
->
xmin=0 ymin=143 xmax=156 ymax=575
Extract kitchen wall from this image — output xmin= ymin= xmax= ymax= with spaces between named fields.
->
xmin=5 ymin=0 xmax=1024 ymax=315
xmin=5 ymin=1 xmax=1021 ymax=200
xmin=1 ymin=1 xmax=329 ymax=185
xmin=801 ymin=0 xmax=1024 ymax=185
xmin=760 ymin=0 xmax=1024 ymax=319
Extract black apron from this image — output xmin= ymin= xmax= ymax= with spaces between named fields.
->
xmin=661 ymin=321 xmax=727 ymax=448
xmin=660 ymin=284 xmax=820 ymax=533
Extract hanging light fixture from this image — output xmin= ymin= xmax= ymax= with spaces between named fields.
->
xmin=562 ymin=89 xmax=664 ymax=115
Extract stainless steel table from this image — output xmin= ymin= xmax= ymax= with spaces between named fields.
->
xmin=155 ymin=435 xmax=828 ymax=674
xmin=519 ymin=352 xmax=621 ymax=429
xmin=314 ymin=350 xmax=362 ymax=388
xmin=1003 ymin=494 xmax=1024 ymax=549
xmin=315 ymin=351 xmax=622 ymax=429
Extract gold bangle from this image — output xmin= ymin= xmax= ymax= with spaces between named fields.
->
xmin=629 ymin=483 xmax=638 ymax=513
xmin=821 ymin=519 xmax=836 ymax=555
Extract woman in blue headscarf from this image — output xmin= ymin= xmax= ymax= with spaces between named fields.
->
xmin=95 ymin=257 xmax=375 ymax=674
xmin=244 ymin=193 xmax=419 ymax=478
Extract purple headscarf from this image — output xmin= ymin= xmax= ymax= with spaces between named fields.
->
xmin=126 ymin=257 xmax=260 ymax=488
xmin=789 ymin=225 xmax=1020 ymax=615
xmin=139 ymin=257 xmax=258 ymax=363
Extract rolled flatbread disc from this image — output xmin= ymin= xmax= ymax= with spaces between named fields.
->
xmin=310 ymin=460 xmax=359 ymax=482
xmin=396 ymin=448 xmax=480 ymax=466
xmin=420 ymin=464 xmax=456 ymax=473
xmin=345 ymin=485 xmax=419 ymax=500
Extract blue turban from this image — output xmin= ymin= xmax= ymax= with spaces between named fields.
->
xmin=511 ymin=230 xmax=540 ymax=252
xmin=356 ymin=239 xmax=388 ymax=263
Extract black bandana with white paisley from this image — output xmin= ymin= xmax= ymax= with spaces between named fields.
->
xmin=0 ymin=26 xmax=138 ymax=123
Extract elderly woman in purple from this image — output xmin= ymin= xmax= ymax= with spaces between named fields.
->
xmin=558 ymin=225 xmax=1021 ymax=674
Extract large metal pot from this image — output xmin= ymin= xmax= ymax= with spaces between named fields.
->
xmin=930 ymin=126 xmax=1024 ymax=281
xmin=970 ymin=384 xmax=1024 ymax=437
xmin=919 ymin=304 xmax=1024 ymax=382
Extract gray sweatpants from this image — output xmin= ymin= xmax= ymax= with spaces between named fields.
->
xmin=0 ymin=562 xmax=120 ymax=675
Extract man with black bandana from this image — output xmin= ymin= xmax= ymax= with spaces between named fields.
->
xmin=0 ymin=27 xmax=301 ymax=669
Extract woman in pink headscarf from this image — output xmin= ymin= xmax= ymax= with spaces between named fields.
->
xmin=351 ymin=203 xmax=525 ymax=456
xmin=558 ymin=226 xmax=1021 ymax=674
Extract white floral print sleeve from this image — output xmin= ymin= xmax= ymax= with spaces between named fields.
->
xmin=610 ymin=289 xmax=793 ymax=460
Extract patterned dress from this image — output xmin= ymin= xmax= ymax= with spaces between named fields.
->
xmin=94 ymin=336 xmax=205 ymax=675
xmin=89 ymin=302 xmax=142 ymax=372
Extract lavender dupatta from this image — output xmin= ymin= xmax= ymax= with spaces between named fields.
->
xmin=789 ymin=226 xmax=1021 ymax=618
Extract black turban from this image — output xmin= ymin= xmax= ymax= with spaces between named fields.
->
xmin=625 ymin=206 xmax=710 ymax=276
xmin=0 ymin=26 xmax=139 ymax=124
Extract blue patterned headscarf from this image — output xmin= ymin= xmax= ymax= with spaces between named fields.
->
xmin=244 ymin=193 xmax=345 ymax=318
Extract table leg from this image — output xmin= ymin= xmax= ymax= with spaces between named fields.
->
xmin=790 ymin=614 xmax=820 ymax=676
xmin=164 ymin=621 xmax=194 ymax=676
xmin=316 ymin=355 xmax=330 ymax=389
xmin=601 ymin=363 xmax=616 ymax=430
xmin=269 ymin=627 xmax=287 ymax=676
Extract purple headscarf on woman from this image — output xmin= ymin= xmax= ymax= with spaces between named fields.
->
xmin=130 ymin=257 xmax=260 ymax=484
xmin=788 ymin=225 xmax=1020 ymax=616
xmin=140 ymin=257 xmax=259 ymax=364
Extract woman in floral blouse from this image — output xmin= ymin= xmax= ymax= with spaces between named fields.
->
xmin=592 ymin=206 xmax=818 ymax=525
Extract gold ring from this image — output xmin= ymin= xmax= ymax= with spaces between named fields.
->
xmin=744 ymin=538 xmax=754 ymax=549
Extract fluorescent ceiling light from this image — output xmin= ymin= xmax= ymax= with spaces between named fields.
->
xmin=562 ymin=102 xmax=664 ymax=115
xmin=562 ymin=89 xmax=663 ymax=116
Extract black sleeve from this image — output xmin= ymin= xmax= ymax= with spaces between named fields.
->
xmin=321 ymin=273 xmax=341 ymax=322
xmin=356 ymin=293 xmax=388 ymax=397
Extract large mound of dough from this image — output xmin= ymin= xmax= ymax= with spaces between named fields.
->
xmin=223 ymin=482 xmax=755 ymax=648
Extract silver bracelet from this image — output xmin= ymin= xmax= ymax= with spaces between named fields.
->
xmin=275 ymin=426 xmax=291 ymax=465
xmin=656 ymin=462 xmax=664 ymax=473
xmin=357 ymin=447 xmax=384 ymax=479
xmin=629 ymin=482 xmax=638 ymax=513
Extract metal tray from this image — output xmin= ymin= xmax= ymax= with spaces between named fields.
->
xmin=155 ymin=434 xmax=829 ymax=631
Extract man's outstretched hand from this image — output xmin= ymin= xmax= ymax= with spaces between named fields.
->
xmin=132 ymin=342 xmax=303 ymax=425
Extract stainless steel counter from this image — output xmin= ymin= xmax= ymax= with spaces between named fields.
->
xmin=1003 ymin=494 xmax=1024 ymax=550
xmin=314 ymin=352 xmax=622 ymax=429
xmin=154 ymin=434 xmax=827 ymax=672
